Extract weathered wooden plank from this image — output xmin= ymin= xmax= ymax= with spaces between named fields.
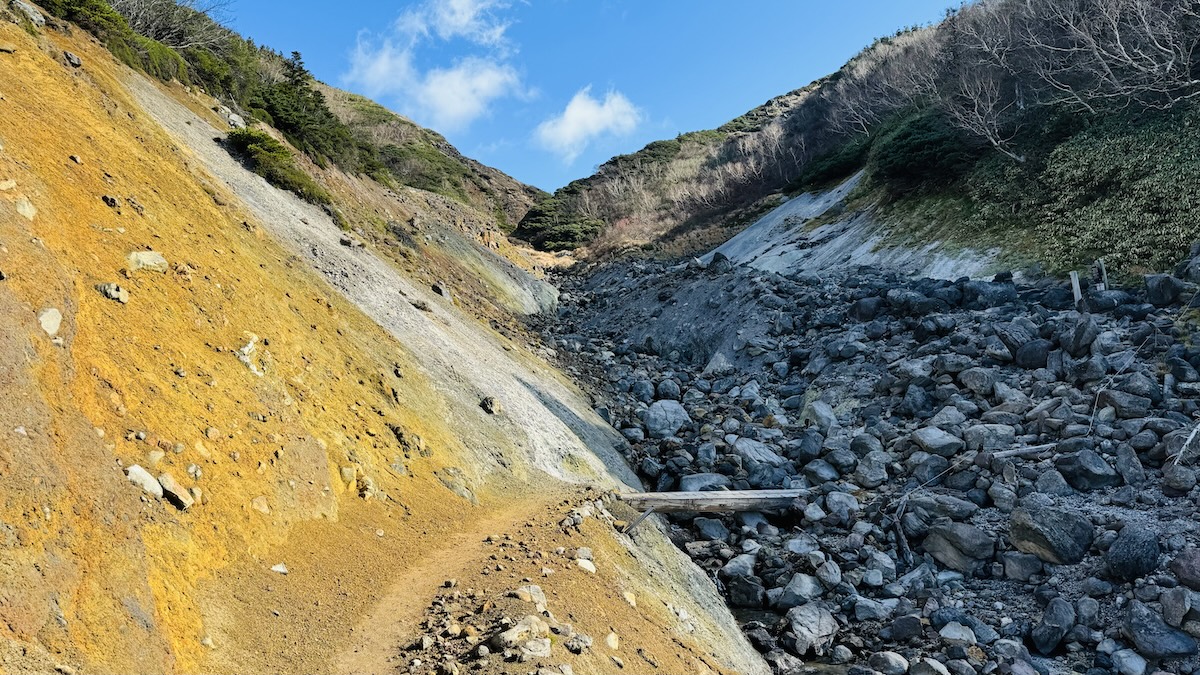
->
xmin=618 ymin=489 xmax=808 ymax=513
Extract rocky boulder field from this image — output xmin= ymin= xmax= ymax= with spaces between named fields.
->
xmin=536 ymin=252 xmax=1200 ymax=675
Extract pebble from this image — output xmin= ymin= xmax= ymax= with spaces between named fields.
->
xmin=37 ymin=308 xmax=62 ymax=337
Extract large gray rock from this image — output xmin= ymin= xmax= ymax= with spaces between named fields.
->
xmin=1015 ymin=339 xmax=1054 ymax=369
xmin=11 ymin=0 xmax=45 ymax=26
xmin=923 ymin=522 xmax=995 ymax=574
xmin=679 ymin=472 xmax=731 ymax=491
xmin=1010 ymin=506 xmax=1093 ymax=564
xmin=911 ymin=427 xmax=964 ymax=457
xmin=720 ymin=553 xmax=757 ymax=579
xmin=1124 ymin=600 xmax=1197 ymax=659
xmin=644 ymin=400 xmax=690 ymax=439
xmin=1105 ymin=528 xmax=1160 ymax=581
xmin=964 ymin=424 xmax=1015 ymax=453
xmin=1058 ymin=315 xmax=1100 ymax=357
xmin=1098 ymin=390 xmax=1151 ymax=419
xmin=1055 ymin=449 xmax=1120 ymax=491
xmin=867 ymin=651 xmax=909 ymax=675
xmin=1169 ymin=549 xmax=1200 ymax=590
xmin=958 ymin=367 xmax=995 ymax=397
xmin=853 ymin=450 xmax=889 ymax=489
xmin=786 ymin=603 xmax=838 ymax=656
xmin=1146 ymin=274 xmax=1186 ymax=307
xmin=733 ymin=437 xmax=788 ymax=467
xmin=727 ymin=575 xmax=766 ymax=608
xmin=1031 ymin=597 xmax=1075 ymax=654
xmin=775 ymin=573 xmax=824 ymax=610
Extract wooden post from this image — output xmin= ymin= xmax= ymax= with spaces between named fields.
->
xmin=1097 ymin=259 xmax=1109 ymax=291
xmin=1070 ymin=271 xmax=1083 ymax=306
xmin=618 ymin=489 xmax=808 ymax=514
xmin=622 ymin=507 xmax=657 ymax=534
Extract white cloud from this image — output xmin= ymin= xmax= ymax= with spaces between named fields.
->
xmin=343 ymin=0 xmax=520 ymax=131
xmin=536 ymin=87 xmax=642 ymax=163
xmin=418 ymin=58 xmax=521 ymax=130
xmin=346 ymin=38 xmax=415 ymax=99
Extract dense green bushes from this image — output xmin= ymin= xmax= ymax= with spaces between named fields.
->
xmin=378 ymin=142 xmax=471 ymax=203
xmin=868 ymin=111 xmax=982 ymax=195
xmin=225 ymin=128 xmax=331 ymax=204
xmin=512 ymin=197 xmax=604 ymax=251
xmin=978 ymin=108 xmax=1200 ymax=272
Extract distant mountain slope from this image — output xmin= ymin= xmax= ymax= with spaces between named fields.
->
xmin=512 ymin=82 xmax=825 ymax=255
xmin=318 ymin=84 xmax=546 ymax=231
xmin=523 ymin=0 xmax=1200 ymax=275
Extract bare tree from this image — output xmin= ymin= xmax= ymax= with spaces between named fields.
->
xmin=1017 ymin=0 xmax=1200 ymax=110
xmin=110 ymin=0 xmax=233 ymax=51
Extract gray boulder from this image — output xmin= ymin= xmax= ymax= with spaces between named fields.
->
xmin=1010 ymin=506 xmax=1093 ymax=564
xmin=785 ymin=603 xmax=838 ymax=656
xmin=1054 ymin=449 xmax=1120 ymax=491
xmin=1031 ymin=597 xmax=1075 ymax=654
xmin=1124 ymin=600 xmax=1197 ymax=658
xmin=1106 ymin=528 xmax=1160 ymax=581
xmin=911 ymin=427 xmax=964 ymax=457
xmin=923 ymin=522 xmax=995 ymax=574
xmin=644 ymin=400 xmax=690 ymax=439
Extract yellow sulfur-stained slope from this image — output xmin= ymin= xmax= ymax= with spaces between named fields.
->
xmin=0 ymin=13 xmax=767 ymax=675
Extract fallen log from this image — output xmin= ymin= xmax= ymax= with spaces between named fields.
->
xmin=618 ymin=489 xmax=808 ymax=514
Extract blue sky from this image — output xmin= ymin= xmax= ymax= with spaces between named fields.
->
xmin=229 ymin=1 xmax=956 ymax=191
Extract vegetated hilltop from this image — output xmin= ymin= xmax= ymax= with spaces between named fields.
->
xmin=317 ymin=84 xmax=546 ymax=231
xmin=520 ymin=0 xmax=1200 ymax=275
xmin=20 ymin=0 xmax=562 ymax=326
xmin=0 ymin=2 xmax=768 ymax=674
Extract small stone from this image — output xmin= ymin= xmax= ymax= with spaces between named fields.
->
xmin=1031 ymin=597 xmax=1075 ymax=654
xmin=644 ymin=400 xmax=690 ymax=439
xmin=564 ymin=634 xmax=592 ymax=654
xmin=127 ymin=251 xmax=169 ymax=273
xmin=605 ymin=632 xmax=619 ymax=650
xmin=910 ymin=658 xmax=951 ymax=675
xmin=891 ymin=615 xmax=924 ymax=641
xmin=271 ymin=563 xmax=288 ymax=574
xmin=16 ymin=196 xmax=36 ymax=221
xmin=939 ymin=622 xmax=977 ymax=645
xmin=63 ymin=51 xmax=81 ymax=68
xmin=157 ymin=473 xmax=193 ymax=510
xmin=911 ymin=427 xmax=965 ymax=457
xmin=1171 ymin=549 xmax=1200 ymax=590
xmin=38 ymin=308 xmax=63 ymax=336
xmin=1111 ymin=649 xmax=1147 ymax=675
xmin=576 ymin=559 xmax=596 ymax=574
xmin=480 ymin=397 xmax=501 ymax=415
xmin=250 ymin=496 xmax=270 ymax=514
xmin=126 ymin=465 xmax=163 ymax=498
xmin=97 ymin=283 xmax=130 ymax=304
xmin=785 ymin=603 xmax=838 ymax=656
